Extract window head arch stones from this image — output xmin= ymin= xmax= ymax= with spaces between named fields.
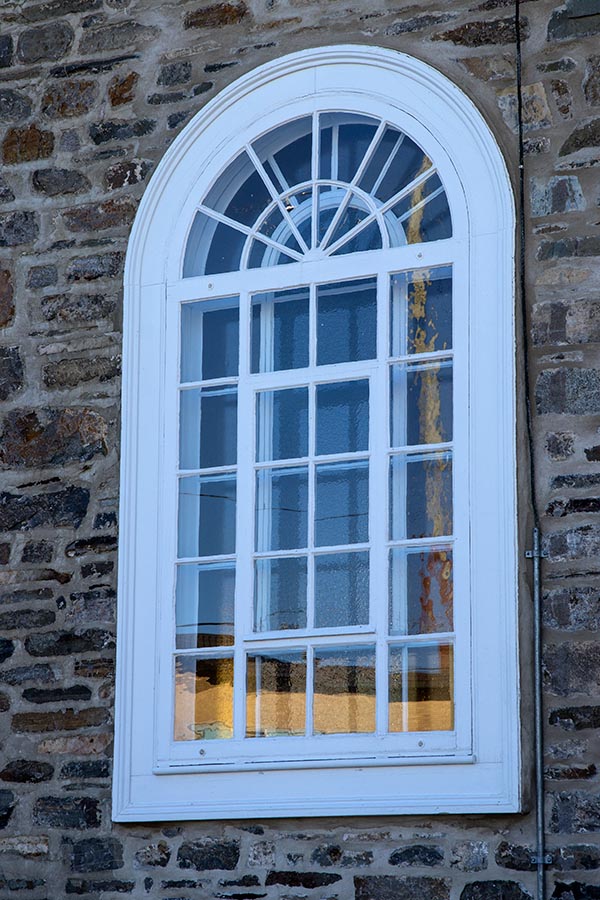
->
xmin=115 ymin=46 xmax=519 ymax=822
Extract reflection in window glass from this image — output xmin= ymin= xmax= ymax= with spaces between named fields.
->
xmin=256 ymin=387 xmax=308 ymax=462
xmin=318 ymin=279 xmax=377 ymax=365
xmin=314 ymin=645 xmax=375 ymax=734
xmin=389 ymin=452 xmax=452 ymax=541
xmin=316 ymin=380 xmax=369 ymax=456
xmin=315 ymin=551 xmax=369 ymax=628
xmin=254 ymin=556 xmax=307 ymax=632
xmin=180 ymin=298 xmax=239 ymax=383
xmin=390 ymin=267 xmax=452 ymax=358
xmin=315 ymin=461 xmax=369 ymax=547
xmin=174 ymin=655 xmax=233 ymax=741
xmin=389 ymin=643 xmax=453 ymax=732
xmin=390 ymin=361 xmax=452 ymax=448
xmin=178 ymin=475 xmax=236 ymax=558
xmin=389 ymin=547 xmax=453 ymax=635
xmin=176 ymin=563 xmax=235 ymax=648
xmin=255 ymin=467 xmax=308 ymax=552
xmin=247 ymin=651 xmax=306 ymax=737
xmin=251 ymin=288 xmax=309 ymax=372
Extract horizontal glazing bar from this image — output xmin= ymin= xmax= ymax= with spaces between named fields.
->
xmin=387 ymin=536 xmax=454 ymax=549
xmin=176 ymin=554 xmax=237 ymax=566
xmin=241 ymin=630 xmax=378 ymax=648
xmin=179 ymin=377 xmax=240 ymax=390
xmin=254 ymin=543 xmax=370 ymax=559
xmin=254 ymin=452 xmax=369 ymax=470
xmin=177 ymin=466 xmax=237 ymax=477
xmin=387 ymin=350 xmax=453 ymax=366
xmin=388 ymin=442 xmax=453 ymax=456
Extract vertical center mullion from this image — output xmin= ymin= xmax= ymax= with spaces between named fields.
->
xmin=307 ymin=383 xmax=316 ymax=630
xmin=373 ymin=270 xmax=389 ymax=736
xmin=234 ymin=289 xmax=251 ymax=742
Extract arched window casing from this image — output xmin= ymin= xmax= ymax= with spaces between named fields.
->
xmin=114 ymin=46 xmax=518 ymax=821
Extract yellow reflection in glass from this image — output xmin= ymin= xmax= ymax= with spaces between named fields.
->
xmin=389 ymin=643 xmax=453 ymax=733
xmin=174 ymin=656 xmax=233 ymax=741
xmin=246 ymin=652 xmax=306 ymax=738
xmin=313 ymin=645 xmax=375 ymax=734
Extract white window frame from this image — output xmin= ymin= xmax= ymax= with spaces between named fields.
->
xmin=113 ymin=45 xmax=519 ymax=821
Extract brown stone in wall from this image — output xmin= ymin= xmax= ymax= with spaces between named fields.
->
xmin=0 ymin=408 xmax=108 ymax=468
xmin=432 ymin=16 xmax=528 ymax=46
xmin=583 ymin=56 xmax=600 ymax=105
xmin=43 ymin=355 xmax=121 ymax=389
xmin=62 ymin=198 xmax=136 ymax=232
xmin=108 ymin=71 xmax=139 ymax=106
xmin=0 ymin=270 xmax=14 ymax=328
xmin=2 ymin=125 xmax=54 ymax=164
xmin=41 ymin=80 xmax=97 ymax=118
xmin=184 ymin=1 xmax=249 ymax=29
xmin=79 ymin=21 xmax=159 ymax=54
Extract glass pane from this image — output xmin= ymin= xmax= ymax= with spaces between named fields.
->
xmin=183 ymin=211 xmax=245 ymax=277
xmin=204 ymin=150 xmax=270 ymax=227
xmin=315 ymin=461 xmax=368 ymax=547
xmin=176 ymin=563 xmax=235 ymax=648
xmin=180 ymin=298 xmax=239 ymax=382
xmin=174 ymin=655 xmax=233 ymax=741
xmin=178 ymin=475 xmax=236 ymax=558
xmin=254 ymin=556 xmax=307 ymax=632
xmin=357 ymin=125 xmax=403 ymax=194
xmin=179 ymin=387 xmax=237 ymax=470
xmin=328 ymin=196 xmax=371 ymax=249
xmin=246 ymin=651 xmax=306 ymax=737
xmin=389 ymin=452 xmax=452 ymax=541
xmin=253 ymin=117 xmax=312 ymax=191
xmin=315 ymin=551 xmax=369 ymax=628
xmin=255 ymin=467 xmax=308 ymax=552
xmin=284 ymin=188 xmax=312 ymax=249
xmin=316 ymin=380 xmax=369 ymax=456
xmin=390 ymin=172 xmax=452 ymax=245
xmin=251 ymin=288 xmax=309 ymax=372
xmin=331 ymin=219 xmax=382 ymax=256
xmin=390 ymin=361 xmax=452 ymax=448
xmin=247 ymin=239 xmax=297 ymax=270
xmin=388 ymin=643 xmax=454 ymax=732
xmin=371 ymin=134 xmax=431 ymax=205
xmin=389 ymin=547 xmax=453 ymax=635
xmin=313 ymin=645 xmax=375 ymax=734
xmin=390 ymin=267 xmax=452 ymax=357
xmin=318 ymin=113 xmax=379 ymax=183
xmin=317 ymin=278 xmax=376 ymax=365
xmin=256 ymin=387 xmax=308 ymax=462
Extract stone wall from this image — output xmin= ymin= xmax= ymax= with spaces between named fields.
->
xmin=0 ymin=0 xmax=599 ymax=897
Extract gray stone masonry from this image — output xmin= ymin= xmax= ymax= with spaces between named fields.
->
xmin=1 ymin=0 xmax=600 ymax=897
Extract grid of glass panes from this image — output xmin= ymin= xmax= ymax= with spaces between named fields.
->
xmin=173 ymin=267 xmax=455 ymax=744
xmin=388 ymin=266 xmax=454 ymax=733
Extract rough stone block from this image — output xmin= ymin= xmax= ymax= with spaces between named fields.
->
xmin=0 ymin=664 xmax=55 ymax=685
xmin=43 ymin=354 xmax=121 ymax=388
xmin=108 ymin=72 xmax=139 ymax=106
xmin=0 ymin=36 xmax=13 ymax=69
xmin=13 ymin=707 xmax=109 ymax=733
xmin=26 ymin=264 xmax=58 ymax=287
xmin=184 ymin=2 xmax=249 ymax=29
xmin=551 ymin=79 xmax=573 ymax=118
xmin=17 ymin=22 xmax=74 ymax=63
xmin=0 ymin=792 xmax=15 ymax=829
xmin=25 ymin=629 xmax=115 ymax=657
xmin=41 ymin=81 xmax=97 ymax=119
xmin=0 ymin=177 xmax=15 ymax=204
xmin=66 ymin=252 xmax=124 ymax=281
xmin=384 ymin=14 xmax=454 ymax=36
xmin=530 ymin=177 xmax=585 ymax=216
xmin=73 ymin=657 xmax=114 ymax=678
xmin=553 ymin=845 xmax=600 ymax=870
xmin=460 ymin=882 xmax=533 ymax=900
xmin=134 ymin=841 xmax=171 ymax=868
xmin=3 ymin=125 xmax=54 ymax=164
xmin=66 ymin=588 xmax=115 ymax=624
xmin=22 ymin=685 xmax=92 ymax=703
xmin=62 ymin=198 xmax=136 ymax=232
xmin=41 ymin=292 xmax=115 ymax=322
xmin=583 ymin=56 xmax=600 ymax=105
xmin=548 ymin=2 xmax=600 ymax=41
xmin=104 ymin=158 xmax=150 ymax=190
xmin=22 ymin=540 xmax=53 ymax=563
xmin=544 ymin=588 xmax=600 ymax=631
xmin=65 ymin=878 xmax=134 ymax=894
xmin=0 ymin=89 xmax=33 ymax=122
xmin=266 ymin=870 xmax=342 ymax=887
xmin=0 ymin=760 xmax=54 ymax=783
xmin=498 ymin=83 xmax=552 ymax=133
xmin=89 ymin=118 xmax=155 ymax=144
xmin=551 ymin=792 xmax=600 ymax=833
xmin=0 ymin=408 xmax=108 ymax=468
xmin=158 ymin=62 xmax=192 ymax=86
xmin=544 ymin=642 xmax=600 ymax=695
xmin=70 ymin=837 xmax=124 ymax=872
xmin=536 ymin=368 xmax=600 ymax=415
xmin=32 ymin=796 xmax=100 ymax=829
xmin=390 ymin=846 xmax=445 ymax=867
xmin=432 ymin=17 xmax=528 ymax=46
xmin=355 ymin=876 xmax=449 ymax=900
xmin=0 ymin=835 xmax=48 ymax=857
xmin=178 ymin=839 xmax=241 ymax=870
xmin=0 ymin=609 xmax=55 ymax=631
xmin=66 ymin=536 xmax=117 ymax=556
xmin=0 ymin=270 xmax=14 ymax=328
xmin=0 ymin=639 xmax=15 ymax=664
xmin=60 ymin=759 xmax=110 ymax=779
xmin=560 ymin=119 xmax=600 ymax=156
xmin=450 ymin=842 xmax=488 ymax=872
xmin=16 ymin=0 xmax=102 ymax=22
xmin=0 ymin=347 xmax=23 ymax=400
xmin=0 ymin=212 xmax=38 ymax=247
xmin=545 ymin=525 xmax=600 ymax=561
xmin=80 ymin=21 xmax=158 ymax=54
xmin=495 ymin=843 xmax=535 ymax=872
xmin=545 ymin=432 xmax=575 ymax=460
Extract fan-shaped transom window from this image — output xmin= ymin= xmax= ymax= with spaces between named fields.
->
xmin=183 ymin=113 xmax=451 ymax=277
xmin=114 ymin=46 xmax=518 ymax=822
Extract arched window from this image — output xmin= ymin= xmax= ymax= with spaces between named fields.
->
xmin=114 ymin=46 xmax=519 ymax=821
